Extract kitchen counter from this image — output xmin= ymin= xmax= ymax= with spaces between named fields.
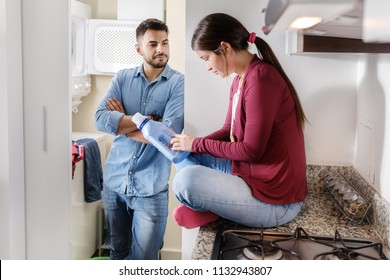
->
xmin=191 ymin=165 xmax=390 ymax=260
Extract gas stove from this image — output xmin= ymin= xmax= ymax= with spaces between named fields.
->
xmin=211 ymin=226 xmax=388 ymax=260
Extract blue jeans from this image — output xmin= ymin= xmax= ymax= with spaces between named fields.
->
xmin=173 ymin=154 xmax=303 ymax=228
xmin=102 ymin=186 xmax=168 ymax=260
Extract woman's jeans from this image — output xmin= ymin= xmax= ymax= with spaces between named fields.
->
xmin=102 ymin=186 xmax=168 ymax=260
xmin=173 ymin=154 xmax=303 ymax=228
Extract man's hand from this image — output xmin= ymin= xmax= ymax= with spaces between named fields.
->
xmin=106 ymin=98 xmax=125 ymax=113
xmin=125 ymin=130 xmax=149 ymax=144
xmin=106 ymin=98 xmax=137 ymax=135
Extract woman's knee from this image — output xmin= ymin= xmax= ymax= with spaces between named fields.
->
xmin=172 ymin=166 xmax=202 ymax=198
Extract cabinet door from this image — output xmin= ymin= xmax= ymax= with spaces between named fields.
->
xmin=22 ymin=0 xmax=71 ymax=259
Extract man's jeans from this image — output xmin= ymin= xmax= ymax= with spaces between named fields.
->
xmin=173 ymin=154 xmax=302 ymax=228
xmin=102 ymin=186 xmax=168 ymax=260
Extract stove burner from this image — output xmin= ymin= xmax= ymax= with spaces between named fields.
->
xmin=311 ymin=230 xmax=386 ymax=260
xmin=242 ymin=242 xmax=283 ymax=260
xmin=319 ymin=253 xmax=340 ymax=260
xmin=272 ymin=227 xmax=387 ymax=260
xmin=317 ymin=248 xmax=359 ymax=260
xmin=211 ymin=225 xmax=388 ymax=260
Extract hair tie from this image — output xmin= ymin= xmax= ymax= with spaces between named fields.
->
xmin=248 ymin=32 xmax=256 ymax=44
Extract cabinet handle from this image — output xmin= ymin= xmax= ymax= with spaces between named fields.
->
xmin=42 ymin=106 xmax=46 ymax=151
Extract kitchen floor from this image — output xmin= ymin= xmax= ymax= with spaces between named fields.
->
xmin=90 ymin=249 xmax=110 ymax=259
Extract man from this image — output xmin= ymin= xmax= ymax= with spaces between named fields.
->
xmin=95 ymin=18 xmax=184 ymax=260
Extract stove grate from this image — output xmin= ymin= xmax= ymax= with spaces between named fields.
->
xmin=212 ymin=225 xmax=388 ymax=260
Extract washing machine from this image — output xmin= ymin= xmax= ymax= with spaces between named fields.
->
xmin=70 ymin=132 xmax=107 ymax=259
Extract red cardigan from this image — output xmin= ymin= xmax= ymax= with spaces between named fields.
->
xmin=192 ymin=57 xmax=307 ymax=204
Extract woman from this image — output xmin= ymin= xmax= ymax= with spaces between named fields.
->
xmin=170 ymin=13 xmax=307 ymax=229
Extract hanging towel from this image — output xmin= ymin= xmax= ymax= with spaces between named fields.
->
xmin=76 ymin=138 xmax=103 ymax=203
xmin=72 ymin=141 xmax=84 ymax=179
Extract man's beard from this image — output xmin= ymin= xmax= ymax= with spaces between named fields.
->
xmin=145 ymin=54 xmax=169 ymax=68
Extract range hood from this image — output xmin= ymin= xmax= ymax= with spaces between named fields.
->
xmin=262 ymin=0 xmax=390 ymax=44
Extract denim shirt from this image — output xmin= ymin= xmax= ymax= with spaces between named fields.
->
xmin=95 ymin=64 xmax=184 ymax=197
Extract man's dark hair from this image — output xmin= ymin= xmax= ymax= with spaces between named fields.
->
xmin=136 ymin=18 xmax=169 ymax=42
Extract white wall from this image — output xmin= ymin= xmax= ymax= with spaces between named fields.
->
xmin=183 ymin=0 xmax=371 ymax=259
xmin=183 ymin=0 xmax=390 ymax=257
xmin=185 ymin=0 xmax=358 ymax=166
xmin=0 ymin=0 xmax=26 ymax=259
xmin=357 ymin=55 xmax=390 ymax=202
xmin=164 ymin=0 xmax=186 ymax=259
xmin=0 ymin=0 xmax=9 ymax=259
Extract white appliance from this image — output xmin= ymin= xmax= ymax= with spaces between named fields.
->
xmin=86 ymin=19 xmax=143 ymax=75
xmin=71 ymin=0 xmax=167 ymax=80
xmin=71 ymin=132 xmax=107 ymax=259
xmin=71 ymin=0 xmax=92 ymax=113
xmin=71 ymin=1 xmax=143 ymax=110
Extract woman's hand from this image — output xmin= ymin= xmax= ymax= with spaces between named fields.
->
xmin=171 ymin=134 xmax=195 ymax=152
xmin=106 ymin=98 xmax=125 ymax=113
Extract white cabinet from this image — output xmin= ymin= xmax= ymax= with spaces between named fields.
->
xmin=22 ymin=0 xmax=72 ymax=259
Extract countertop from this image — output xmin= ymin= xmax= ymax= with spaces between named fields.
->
xmin=191 ymin=165 xmax=390 ymax=260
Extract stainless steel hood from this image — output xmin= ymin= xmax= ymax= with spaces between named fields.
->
xmin=262 ymin=0 xmax=363 ymax=39
xmin=262 ymin=0 xmax=390 ymax=44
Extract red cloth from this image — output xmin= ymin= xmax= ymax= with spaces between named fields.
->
xmin=192 ymin=57 xmax=307 ymax=205
xmin=72 ymin=142 xmax=84 ymax=179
